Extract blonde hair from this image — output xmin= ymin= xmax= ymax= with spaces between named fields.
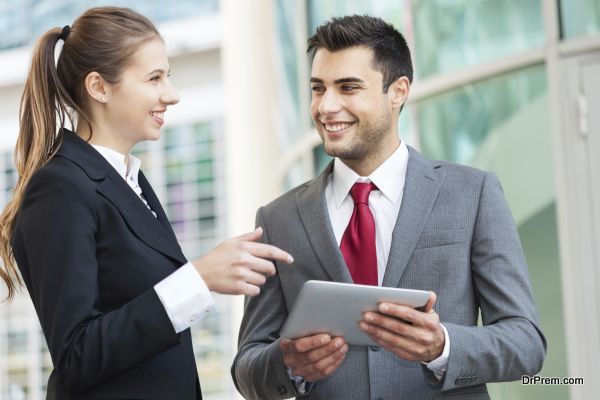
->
xmin=0 ymin=7 xmax=161 ymax=301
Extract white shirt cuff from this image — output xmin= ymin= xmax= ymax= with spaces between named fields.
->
xmin=286 ymin=367 xmax=307 ymax=394
xmin=154 ymin=262 xmax=215 ymax=333
xmin=425 ymin=323 xmax=450 ymax=380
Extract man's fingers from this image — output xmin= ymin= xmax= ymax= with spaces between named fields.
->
xmin=360 ymin=321 xmax=411 ymax=350
xmin=281 ymin=334 xmax=331 ymax=353
xmin=362 ymin=312 xmax=413 ymax=338
xmin=303 ymin=353 xmax=346 ymax=382
xmin=377 ymin=302 xmax=433 ymax=326
xmin=281 ymin=336 xmax=347 ymax=381
xmin=423 ymin=291 xmax=437 ymax=313
xmin=246 ymin=242 xmax=294 ymax=264
xmin=286 ymin=337 xmax=344 ymax=367
xmin=292 ymin=342 xmax=347 ymax=377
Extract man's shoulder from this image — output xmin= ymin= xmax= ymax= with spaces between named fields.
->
xmin=410 ymin=147 xmax=484 ymax=177
xmin=436 ymin=159 xmax=487 ymax=179
xmin=262 ymin=178 xmax=314 ymax=212
xmin=410 ymin=149 xmax=490 ymax=193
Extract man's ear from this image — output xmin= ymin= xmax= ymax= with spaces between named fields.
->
xmin=84 ymin=71 xmax=109 ymax=104
xmin=388 ymin=76 xmax=410 ymax=111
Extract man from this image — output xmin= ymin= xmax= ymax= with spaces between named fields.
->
xmin=232 ymin=15 xmax=546 ymax=400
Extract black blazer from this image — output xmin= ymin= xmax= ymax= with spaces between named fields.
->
xmin=12 ymin=131 xmax=202 ymax=399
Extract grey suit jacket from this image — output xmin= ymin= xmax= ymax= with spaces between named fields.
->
xmin=232 ymin=147 xmax=546 ymax=400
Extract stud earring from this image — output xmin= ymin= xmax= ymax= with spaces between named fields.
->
xmin=101 ymin=96 xmax=106 ymax=102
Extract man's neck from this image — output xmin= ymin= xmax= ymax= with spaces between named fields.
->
xmin=341 ymin=140 xmax=401 ymax=177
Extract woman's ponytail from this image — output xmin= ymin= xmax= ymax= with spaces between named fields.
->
xmin=0 ymin=28 xmax=70 ymax=301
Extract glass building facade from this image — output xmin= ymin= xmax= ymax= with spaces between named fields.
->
xmin=0 ymin=0 xmax=218 ymax=51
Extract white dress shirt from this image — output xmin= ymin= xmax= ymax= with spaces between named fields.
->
xmin=325 ymin=141 xmax=449 ymax=379
xmin=92 ymin=144 xmax=214 ymax=333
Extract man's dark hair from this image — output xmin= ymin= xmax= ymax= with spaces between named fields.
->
xmin=307 ymin=15 xmax=413 ymax=92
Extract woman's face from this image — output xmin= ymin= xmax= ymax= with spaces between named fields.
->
xmin=103 ymin=38 xmax=179 ymax=149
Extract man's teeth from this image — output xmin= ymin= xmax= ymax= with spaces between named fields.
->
xmin=150 ymin=111 xmax=164 ymax=119
xmin=325 ymin=122 xmax=353 ymax=132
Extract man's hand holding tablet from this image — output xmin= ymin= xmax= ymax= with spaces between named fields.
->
xmin=280 ymin=281 xmax=435 ymax=382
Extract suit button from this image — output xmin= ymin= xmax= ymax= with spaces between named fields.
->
xmin=370 ymin=345 xmax=381 ymax=351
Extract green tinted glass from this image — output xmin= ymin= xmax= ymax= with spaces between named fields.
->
xmin=416 ymin=65 xmax=568 ymax=400
xmin=413 ymin=0 xmax=544 ymax=78
xmin=560 ymin=0 xmax=600 ymax=38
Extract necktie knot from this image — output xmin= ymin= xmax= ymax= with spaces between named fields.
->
xmin=350 ymin=182 xmax=377 ymax=205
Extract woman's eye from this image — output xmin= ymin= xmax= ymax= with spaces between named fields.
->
xmin=150 ymin=76 xmax=160 ymax=82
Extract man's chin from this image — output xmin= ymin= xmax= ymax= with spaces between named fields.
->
xmin=323 ymin=143 xmax=355 ymax=159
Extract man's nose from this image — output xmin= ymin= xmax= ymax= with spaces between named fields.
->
xmin=318 ymin=89 xmax=342 ymax=116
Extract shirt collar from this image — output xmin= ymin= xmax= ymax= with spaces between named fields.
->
xmin=91 ymin=144 xmax=141 ymax=184
xmin=331 ymin=140 xmax=409 ymax=208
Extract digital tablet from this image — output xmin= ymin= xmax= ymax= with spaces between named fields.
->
xmin=280 ymin=280 xmax=430 ymax=346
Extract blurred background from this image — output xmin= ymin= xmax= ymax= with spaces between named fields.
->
xmin=0 ymin=0 xmax=598 ymax=399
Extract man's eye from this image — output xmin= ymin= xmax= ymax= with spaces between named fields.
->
xmin=341 ymin=85 xmax=358 ymax=91
xmin=311 ymin=86 xmax=325 ymax=92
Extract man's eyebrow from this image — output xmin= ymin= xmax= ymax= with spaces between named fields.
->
xmin=309 ymin=77 xmax=365 ymax=84
xmin=334 ymin=77 xmax=364 ymax=84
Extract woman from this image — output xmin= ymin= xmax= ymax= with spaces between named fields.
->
xmin=0 ymin=7 xmax=292 ymax=400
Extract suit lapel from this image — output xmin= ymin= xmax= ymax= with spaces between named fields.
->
xmin=55 ymin=131 xmax=187 ymax=266
xmin=382 ymin=147 xmax=445 ymax=287
xmin=296 ymin=162 xmax=353 ymax=283
xmin=137 ymin=171 xmax=180 ymax=244
xmin=96 ymin=172 xmax=187 ymax=265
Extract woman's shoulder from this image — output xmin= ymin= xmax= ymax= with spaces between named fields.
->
xmin=28 ymin=156 xmax=96 ymax=196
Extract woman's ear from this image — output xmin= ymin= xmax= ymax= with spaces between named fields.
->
xmin=84 ymin=71 xmax=109 ymax=104
xmin=388 ymin=76 xmax=410 ymax=111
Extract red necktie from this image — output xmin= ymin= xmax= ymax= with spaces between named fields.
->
xmin=340 ymin=182 xmax=378 ymax=286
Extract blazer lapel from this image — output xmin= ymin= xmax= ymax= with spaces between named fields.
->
xmin=55 ymin=130 xmax=187 ymax=266
xmin=296 ymin=162 xmax=353 ymax=283
xmin=382 ymin=147 xmax=445 ymax=288
xmin=96 ymin=172 xmax=188 ymax=265
xmin=137 ymin=171 xmax=180 ymax=245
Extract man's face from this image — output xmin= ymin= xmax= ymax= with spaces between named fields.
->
xmin=310 ymin=46 xmax=397 ymax=163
